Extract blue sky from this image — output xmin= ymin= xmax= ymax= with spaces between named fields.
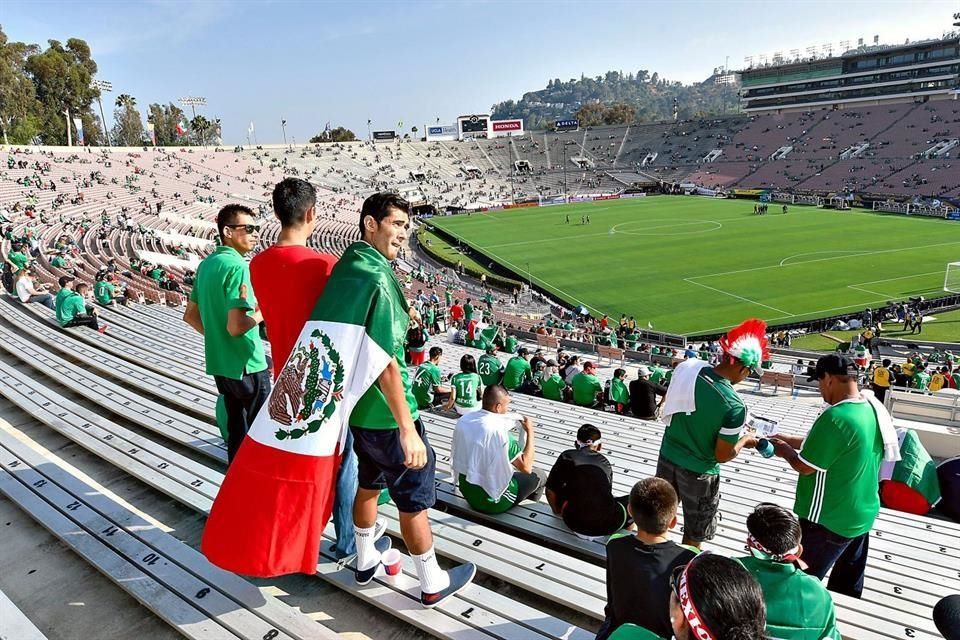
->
xmin=2 ymin=0 xmax=955 ymax=144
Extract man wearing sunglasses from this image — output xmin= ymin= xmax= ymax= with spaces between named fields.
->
xmin=184 ymin=204 xmax=269 ymax=463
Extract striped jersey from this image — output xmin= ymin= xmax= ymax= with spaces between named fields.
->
xmin=795 ymin=399 xmax=882 ymax=538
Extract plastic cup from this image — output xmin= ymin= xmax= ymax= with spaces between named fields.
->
xmin=381 ymin=549 xmax=402 ymax=576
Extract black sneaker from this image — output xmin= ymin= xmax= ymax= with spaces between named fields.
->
xmin=420 ymin=562 xmax=476 ymax=608
xmin=354 ymin=535 xmax=392 ymax=586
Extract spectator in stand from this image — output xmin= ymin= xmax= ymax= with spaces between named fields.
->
xmin=6 ymin=242 xmax=30 ymax=274
xmin=571 ymin=361 xmax=603 ymax=408
xmin=546 ymin=424 xmax=631 ymax=539
xmin=912 ymin=365 xmax=930 ymax=390
xmin=563 ymin=355 xmax=582 ymax=383
xmin=406 ymin=319 xmax=428 ymax=365
xmin=449 ymin=299 xmax=464 ymax=328
xmin=629 ymin=366 xmax=667 ymax=420
xmin=477 ymin=345 xmax=504 ymax=386
xmin=15 ymin=269 xmax=55 ymax=310
xmin=247 ymin=177 xmax=358 ymax=557
xmin=503 ymin=332 xmax=518 ymax=354
xmin=94 ymin=273 xmax=126 ymax=307
xmin=445 ymin=354 xmax=483 ymax=416
xmin=770 ymin=354 xmax=894 ymax=598
xmin=502 ymin=347 xmax=534 ymax=393
xmin=739 ymin=504 xmax=841 ymax=640
xmin=871 ymin=359 xmax=893 ymax=402
xmin=655 ymin=319 xmax=766 ymax=549
xmin=929 ymin=366 xmax=949 ymax=392
xmin=451 ymin=384 xmax=546 ymax=514
xmin=412 ymin=346 xmax=451 ymax=409
xmin=540 ymin=359 xmax=568 ymax=402
xmin=608 ymin=368 xmax=630 ymax=414
xmin=183 ymin=204 xmax=270 ymax=463
xmin=596 ymin=477 xmax=697 ymax=640
xmin=57 ymin=282 xmax=105 ymax=332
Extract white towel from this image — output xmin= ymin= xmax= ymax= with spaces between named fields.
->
xmin=862 ymin=389 xmax=901 ymax=463
xmin=450 ymin=410 xmax=517 ymax=500
xmin=661 ymin=359 xmax=712 ymax=426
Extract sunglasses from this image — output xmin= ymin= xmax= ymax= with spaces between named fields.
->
xmin=224 ymin=224 xmax=260 ymax=234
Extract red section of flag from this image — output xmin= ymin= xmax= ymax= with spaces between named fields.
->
xmin=201 ymin=437 xmax=342 ymax=577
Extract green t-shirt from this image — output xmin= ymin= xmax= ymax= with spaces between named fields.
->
xmin=540 ymin=374 xmax=566 ymax=401
xmin=794 ymin=399 xmax=881 ymax=538
xmin=412 ymin=361 xmax=443 ymax=409
xmin=659 ymin=368 xmax=746 ymax=475
xmin=444 ymin=289 xmax=453 ymax=306
xmin=911 ymin=371 xmax=930 ymax=390
xmin=458 ymin=434 xmax=521 ymax=513
xmin=610 ymin=378 xmax=629 ymax=404
xmin=451 ymin=372 xmax=482 ymax=408
xmin=608 ymin=625 xmax=665 ymax=640
xmin=50 ymin=255 xmax=67 ymax=268
xmin=625 ymin=332 xmax=639 ymax=350
xmin=189 ymin=245 xmax=267 ymax=380
xmin=738 ymin=556 xmax=841 ymax=640
xmin=463 ymin=303 xmax=474 ymax=321
xmin=477 ymin=354 xmax=504 ymax=386
xmin=8 ymin=251 xmax=28 ymax=272
xmin=502 ymin=356 xmax=531 ymax=390
xmin=94 ymin=280 xmax=115 ymax=305
xmin=149 ymin=267 xmax=164 ymax=281
xmin=504 ymin=335 xmax=518 ymax=354
xmin=56 ymin=291 xmax=88 ymax=325
xmin=54 ymin=287 xmax=72 ymax=312
xmin=571 ymin=372 xmax=602 ymax=406
xmin=649 ymin=366 xmax=666 ymax=385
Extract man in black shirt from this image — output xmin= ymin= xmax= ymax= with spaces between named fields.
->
xmin=530 ymin=348 xmax=547 ymax=373
xmin=628 ymin=366 xmax=667 ymax=420
xmin=545 ymin=425 xmax=630 ymax=538
xmin=596 ymin=477 xmax=696 ymax=640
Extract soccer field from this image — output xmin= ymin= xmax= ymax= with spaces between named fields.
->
xmin=429 ymin=197 xmax=960 ymax=336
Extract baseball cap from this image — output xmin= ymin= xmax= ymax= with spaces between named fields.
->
xmin=637 ymin=365 xmax=651 ymax=377
xmin=546 ymin=359 xmax=558 ymax=367
xmin=807 ymin=354 xmax=856 ymax=382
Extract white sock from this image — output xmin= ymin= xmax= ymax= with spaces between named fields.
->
xmin=354 ymin=523 xmax=380 ymax=572
xmin=412 ymin=546 xmax=449 ymax=594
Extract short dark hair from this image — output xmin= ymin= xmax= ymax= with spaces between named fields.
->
xmin=629 ymin=477 xmax=677 ymax=535
xmin=359 ymin=192 xmax=410 ymax=237
xmin=75 ymin=282 xmax=89 ymax=293
xmin=272 ymin=178 xmax=316 ymax=228
xmin=217 ymin=204 xmax=255 ymax=238
xmin=682 ymin=555 xmax=767 ymax=640
xmin=429 ymin=346 xmax=443 ymax=360
xmin=882 ymin=359 xmax=891 ymax=367
xmin=482 ymin=383 xmax=509 ymax=410
xmin=576 ymin=423 xmax=601 ymax=444
xmin=746 ymin=503 xmax=801 ymax=555
xmin=58 ymin=275 xmax=74 ymax=287
xmin=460 ymin=354 xmax=477 ymax=374
xmin=613 ymin=368 xmax=626 ymax=379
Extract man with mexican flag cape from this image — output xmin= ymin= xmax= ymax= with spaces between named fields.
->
xmin=202 ymin=192 xmax=475 ymax=608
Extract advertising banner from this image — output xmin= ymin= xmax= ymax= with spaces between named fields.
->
xmin=373 ymin=130 xmax=396 ymax=141
xmin=490 ymin=119 xmax=523 ymax=138
xmin=426 ymin=124 xmax=458 ymax=141
xmin=555 ymin=118 xmax=580 ymax=132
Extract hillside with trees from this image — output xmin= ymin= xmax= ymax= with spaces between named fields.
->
xmin=490 ymin=69 xmax=739 ymax=130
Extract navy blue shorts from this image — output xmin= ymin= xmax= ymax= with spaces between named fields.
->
xmin=351 ymin=418 xmax=436 ymax=514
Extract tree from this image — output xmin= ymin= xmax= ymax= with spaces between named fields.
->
xmin=111 ymin=93 xmax=144 ymax=146
xmin=603 ymin=102 xmax=635 ymax=125
xmin=0 ymin=27 xmax=41 ymax=144
xmin=147 ymin=102 xmax=186 ymax=146
xmin=189 ymin=114 xmax=217 ymax=146
xmin=24 ymin=37 xmax=99 ymax=144
xmin=575 ymin=102 xmax=606 ymax=127
xmin=309 ymin=126 xmax=357 ymax=143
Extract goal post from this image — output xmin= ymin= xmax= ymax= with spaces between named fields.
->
xmin=945 ymin=261 xmax=960 ymax=293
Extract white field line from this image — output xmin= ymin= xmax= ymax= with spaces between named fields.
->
xmin=847 ymin=284 xmax=891 ymax=298
xmin=682 ymin=278 xmax=792 ymax=315
xmin=848 ymin=271 xmax=945 ymax=287
xmin=485 ymin=219 xmax=719 ymax=249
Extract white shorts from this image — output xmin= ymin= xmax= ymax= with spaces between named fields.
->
xmin=455 ymin=405 xmax=481 ymax=416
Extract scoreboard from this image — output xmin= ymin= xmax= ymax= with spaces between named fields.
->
xmin=458 ymin=114 xmax=490 ymax=137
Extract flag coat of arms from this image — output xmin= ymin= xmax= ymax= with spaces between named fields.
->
xmin=201 ymin=242 xmax=407 ymax=576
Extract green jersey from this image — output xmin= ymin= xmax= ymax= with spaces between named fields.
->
xmin=738 ymin=556 xmax=841 ymax=640
xmin=189 ymin=246 xmax=267 ymax=380
xmin=451 ymin=372 xmax=482 ymax=408
xmin=459 ymin=435 xmax=521 ymax=513
xmin=477 ymin=354 xmax=504 ymax=386
xmin=8 ymin=251 xmax=28 ymax=272
xmin=50 ymin=255 xmax=67 ymax=268
xmin=795 ymin=399 xmax=881 ymax=538
xmin=659 ymin=368 xmax=745 ymax=475
xmin=412 ymin=361 xmax=443 ymax=409
xmin=649 ymin=366 xmax=666 ymax=385
xmin=504 ymin=335 xmax=518 ymax=354
xmin=502 ymin=356 xmax=531 ymax=390
xmin=609 ymin=378 xmax=629 ymax=404
xmin=56 ymin=291 xmax=87 ymax=325
xmin=608 ymin=626 xmax=664 ymax=640
xmin=463 ymin=303 xmax=474 ymax=321
xmin=625 ymin=332 xmax=639 ymax=350
xmin=571 ymin=372 xmax=602 ymax=406
xmin=911 ymin=371 xmax=930 ymax=390
xmin=540 ymin=374 xmax=566 ymax=401
xmin=94 ymin=280 xmax=114 ymax=305
xmin=444 ymin=288 xmax=453 ymax=306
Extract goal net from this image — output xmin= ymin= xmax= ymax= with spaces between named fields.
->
xmin=945 ymin=262 xmax=960 ymax=293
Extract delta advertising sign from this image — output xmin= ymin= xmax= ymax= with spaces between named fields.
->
xmin=426 ymin=124 xmax=458 ymax=141
xmin=489 ymin=119 xmax=524 ymax=138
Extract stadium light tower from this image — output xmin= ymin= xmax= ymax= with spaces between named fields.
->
xmin=179 ymin=96 xmax=207 ymax=120
xmin=281 ymin=119 xmax=288 ymax=149
xmin=90 ymin=79 xmax=112 ymax=147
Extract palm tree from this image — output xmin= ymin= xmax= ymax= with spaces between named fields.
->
xmin=114 ymin=93 xmax=135 ymax=109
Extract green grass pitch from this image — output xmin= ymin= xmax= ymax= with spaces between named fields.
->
xmin=428 ymin=197 xmax=960 ymax=336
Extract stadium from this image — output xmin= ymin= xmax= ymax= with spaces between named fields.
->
xmin=1 ymin=6 xmax=959 ymax=640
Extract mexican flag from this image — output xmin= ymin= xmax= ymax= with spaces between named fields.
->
xmin=880 ymin=428 xmax=942 ymax=514
xmin=176 ymin=118 xmax=188 ymax=136
xmin=201 ymin=242 xmax=400 ymax=576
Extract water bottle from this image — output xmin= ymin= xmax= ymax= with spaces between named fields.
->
xmin=756 ymin=438 xmax=775 ymax=458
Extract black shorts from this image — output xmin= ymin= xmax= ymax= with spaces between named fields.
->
xmin=655 ymin=456 xmax=720 ymax=542
xmin=351 ymin=418 xmax=436 ymax=514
